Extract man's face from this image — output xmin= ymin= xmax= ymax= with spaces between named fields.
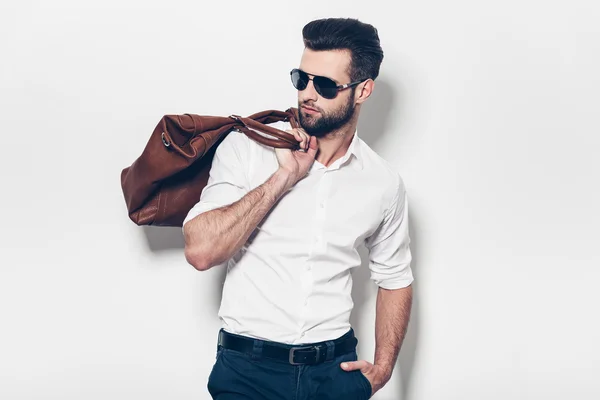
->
xmin=296 ymin=48 xmax=357 ymax=137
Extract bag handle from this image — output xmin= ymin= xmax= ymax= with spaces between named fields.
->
xmin=229 ymin=115 xmax=301 ymax=149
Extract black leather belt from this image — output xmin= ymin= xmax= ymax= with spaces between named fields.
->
xmin=217 ymin=328 xmax=358 ymax=365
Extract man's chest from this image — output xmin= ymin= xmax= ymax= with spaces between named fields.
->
xmin=244 ymin=150 xmax=387 ymax=252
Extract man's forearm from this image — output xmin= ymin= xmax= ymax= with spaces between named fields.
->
xmin=183 ymin=168 xmax=293 ymax=270
xmin=373 ymin=284 xmax=413 ymax=379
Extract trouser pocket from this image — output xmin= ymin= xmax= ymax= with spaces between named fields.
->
xmin=207 ymin=348 xmax=294 ymax=400
xmin=312 ymin=350 xmax=372 ymax=400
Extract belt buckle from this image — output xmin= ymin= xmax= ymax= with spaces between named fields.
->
xmin=289 ymin=345 xmax=320 ymax=365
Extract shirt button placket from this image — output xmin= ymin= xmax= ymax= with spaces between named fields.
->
xmin=314 ymin=172 xmax=330 ymax=253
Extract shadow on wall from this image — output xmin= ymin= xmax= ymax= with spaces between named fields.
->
xmin=142 ymin=225 xmax=184 ymax=251
xmin=141 ymin=224 xmax=228 ymax=316
xmin=139 ymin=76 xmax=420 ymax=399
xmin=356 ymin=77 xmax=395 ymax=148
xmin=350 ymin=76 xmax=420 ymax=400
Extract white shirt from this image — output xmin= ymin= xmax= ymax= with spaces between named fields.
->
xmin=182 ymin=120 xmax=414 ymax=344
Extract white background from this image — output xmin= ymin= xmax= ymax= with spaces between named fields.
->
xmin=1 ymin=0 xmax=598 ymax=399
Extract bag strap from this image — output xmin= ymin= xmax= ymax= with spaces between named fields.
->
xmin=229 ymin=114 xmax=300 ymax=150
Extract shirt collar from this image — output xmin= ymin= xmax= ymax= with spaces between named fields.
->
xmin=335 ymin=129 xmax=363 ymax=170
xmin=310 ymin=129 xmax=364 ymax=171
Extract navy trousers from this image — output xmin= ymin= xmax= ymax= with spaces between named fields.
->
xmin=207 ymin=329 xmax=373 ymax=400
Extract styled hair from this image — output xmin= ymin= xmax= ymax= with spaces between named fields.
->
xmin=302 ymin=18 xmax=384 ymax=82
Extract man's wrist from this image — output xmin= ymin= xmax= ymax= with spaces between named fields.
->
xmin=261 ymin=168 xmax=294 ymax=203
xmin=374 ymin=363 xmax=393 ymax=382
xmin=274 ymin=168 xmax=296 ymax=191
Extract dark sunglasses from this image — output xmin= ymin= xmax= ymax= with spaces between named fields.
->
xmin=290 ymin=68 xmax=364 ymax=99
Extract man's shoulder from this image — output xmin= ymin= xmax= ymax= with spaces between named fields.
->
xmin=227 ymin=120 xmax=293 ymax=151
xmin=263 ymin=119 xmax=293 ymax=132
xmin=358 ymin=139 xmax=406 ymax=193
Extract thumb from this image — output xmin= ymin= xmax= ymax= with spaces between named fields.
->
xmin=340 ymin=360 xmax=366 ymax=372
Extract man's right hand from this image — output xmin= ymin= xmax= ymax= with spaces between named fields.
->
xmin=275 ymin=128 xmax=318 ymax=187
xmin=184 ymin=128 xmax=318 ymax=271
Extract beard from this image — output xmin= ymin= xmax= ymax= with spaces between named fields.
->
xmin=298 ymin=90 xmax=356 ymax=137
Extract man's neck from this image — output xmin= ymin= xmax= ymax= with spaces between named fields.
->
xmin=314 ymin=118 xmax=358 ymax=168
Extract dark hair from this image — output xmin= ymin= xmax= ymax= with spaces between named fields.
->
xmin=302 ymin=18 xmax=384 ymax=82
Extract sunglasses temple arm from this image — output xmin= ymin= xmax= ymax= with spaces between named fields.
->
xmin=338 ymin=81 xmax=363 ymax=89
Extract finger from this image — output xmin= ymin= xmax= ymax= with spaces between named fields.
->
xmin=292 ymin=131 xmax=306 ymax=151
xmin=290 ymin=130 xmax=302 ymax=143
xmin=298 ymin=128 xmax=309 ymax=139
xmin=340 ymin=359 xmax=369 ymax=371
xmin=306 ymin=136 xmax=318 ymax=157
xmin=287 ymin=130 xmax=304 ymax=148
xmin=296 ymin=129 xmax=309 ymax=151
xmin=290 ymin=128 xmax=307 ymax=147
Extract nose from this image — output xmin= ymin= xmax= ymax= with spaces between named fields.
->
xmin=299 ymin=78 xmax=318 ymax=102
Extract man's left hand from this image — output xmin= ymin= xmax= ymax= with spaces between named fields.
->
xmin=340 ymin=359 xmax=390 ymax=397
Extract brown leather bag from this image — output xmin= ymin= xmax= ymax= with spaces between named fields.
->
xmin=120 ymin=107 xmax=301 ymax=227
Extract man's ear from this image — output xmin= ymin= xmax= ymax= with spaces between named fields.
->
xmin=355 ymin=79 xmax=374 ymax=104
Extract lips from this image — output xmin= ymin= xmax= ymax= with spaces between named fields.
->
xmin=302 ymin=105 xmax=319 ymax=113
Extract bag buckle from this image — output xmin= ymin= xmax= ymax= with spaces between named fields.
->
xmin=289 ymin=345 xmax=320 ymax=365
xmin=161 ymin=132 xmax=171 ymax=147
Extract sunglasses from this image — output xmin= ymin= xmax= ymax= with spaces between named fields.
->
xmin=290 ymin=68 xmax=364 ymax=99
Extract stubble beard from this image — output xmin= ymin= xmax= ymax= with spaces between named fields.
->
xmin=298 ymin=91 xmax=356 ymax=138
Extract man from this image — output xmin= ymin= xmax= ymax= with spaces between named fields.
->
xmin=183 ymin=17 xmax=413 ymax=400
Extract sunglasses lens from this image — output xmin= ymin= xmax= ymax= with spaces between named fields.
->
xmin=313 ymin=76 xmax=338 ymax=99
xmin=291 ymin=69 xmax=308 ymax=90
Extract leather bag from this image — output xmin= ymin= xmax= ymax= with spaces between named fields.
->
xmin=120 ymin=108 xmax=301 ymax=227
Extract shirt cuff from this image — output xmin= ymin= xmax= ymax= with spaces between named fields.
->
xmin=370 ymin=265 xmax=414 ymax=290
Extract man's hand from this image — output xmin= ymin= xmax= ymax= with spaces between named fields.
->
xmin=341 ymin=359 xmax=391 ymax=398
xmin=274 ymin=128 xmax=318 ymax=186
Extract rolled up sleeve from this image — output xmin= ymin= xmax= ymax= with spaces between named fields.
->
xmin=182 ymin=130 xmax=250 ymax=231
xmin=365 ymin=177 xmax=414 ymax=290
